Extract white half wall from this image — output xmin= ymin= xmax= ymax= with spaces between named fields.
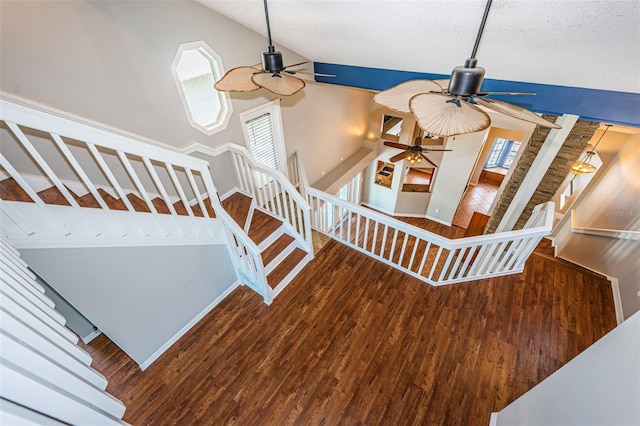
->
xmin=20 ymin=243 xmax=237 ymax=368
xmin=493 ymin=311 xmax=640 ymax=426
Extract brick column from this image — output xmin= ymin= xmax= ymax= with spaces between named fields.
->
xmin=485 ymin=117 xmax=600 ymax=233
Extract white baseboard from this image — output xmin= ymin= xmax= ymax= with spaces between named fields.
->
xmin=425 ymin=214 xmax=453 ymax=227
xmin=80 ymin=329 xmax=102 ymax=344
xmin=139 ymin=280 xmax=240 ymax=370
xmin=607 ymin=276 xmax=624 ymax=325
xmin=390 ymin=212 xmax=430 ymax=218
xmin=360 ymin=202 xmax=395 ymax=217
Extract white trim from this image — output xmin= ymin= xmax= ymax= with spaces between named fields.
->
xmin=571 ymin=209 xmax=640 ymax=240
xmin=607 ymin=276 xmax=625 ymax=325
xmin=425 ymin=214 xmax=453 ymax=227
xmin=489 ymin=412 xmax=499 ymax=426
xmin=0 ymin=92 xmax=184 ymax=153
xmin=360 ymin=202 xmax=395 ymax=217
xmin=80 ymin=329 xmax=102 ymax=345
xmin=239 ymin=99 xmax=288 ymax=178
xmin=170 ymin=41 xmax=232 ymax=136
xmin=139 ymin=280 xmax=241 ymax=370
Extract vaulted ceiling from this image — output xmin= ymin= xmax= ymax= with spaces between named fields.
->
xmin=199 ymin=0 xmax=639 ymax=94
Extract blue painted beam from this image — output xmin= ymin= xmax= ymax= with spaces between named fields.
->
xmin=314 ymin=62 xmax=640 ymax=127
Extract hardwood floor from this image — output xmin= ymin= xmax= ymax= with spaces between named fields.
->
xmin=82 ymin=239 xmax=616 ymax=425
xmin=452 ymin=175 xmax=501 ymax=229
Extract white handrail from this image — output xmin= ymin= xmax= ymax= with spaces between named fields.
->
xmin=1 ymin=94 xmax=214 ymax=240
xmin=183 ymin=143 xmax=313 ymax=256
xmin=0 ymin=93 xmax=271 ymax=301
xmin=306 ymin=186 xmax=553 ymax=285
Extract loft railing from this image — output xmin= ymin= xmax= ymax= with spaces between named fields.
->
xmin=0 ymin=93 xmax=271 ymax=301
xmin=306 ymin=188 xmax=553 ymax=285
xmin=184 ymin=143 xmax=313 ymax=257
xmin=288 ymin=150 xmax=554 ymax=285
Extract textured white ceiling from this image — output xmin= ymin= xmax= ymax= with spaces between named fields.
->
xmin=198 ymin=0 xmax=640 ymax=93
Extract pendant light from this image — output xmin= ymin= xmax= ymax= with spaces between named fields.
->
xmin=570 ymin=124 xmax=612 ymax=175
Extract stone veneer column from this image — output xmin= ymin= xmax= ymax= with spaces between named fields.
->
xmin=485 ymin=116 xmax=600 ymax=233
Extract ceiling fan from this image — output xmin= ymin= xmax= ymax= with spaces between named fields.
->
xmin=384 ymin=136 xmax=452 ymax=167
xmin=373 ymin=0 xmax=561 ymax=137
xmin=214 ymin=0 xmax=332 ymax=96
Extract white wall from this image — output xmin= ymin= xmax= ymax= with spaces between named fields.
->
xmin=0 ymin=0 xmax=372 ymax=189
xmin=553 ymin=135 xmax=640 ymax=319
xmin=494 ymin=311 xmax=640 ymax=426
xmin=425 ymin=131 xmax=487 ymax=225
xmin=21 ymin=244 xmax=237 ymax=368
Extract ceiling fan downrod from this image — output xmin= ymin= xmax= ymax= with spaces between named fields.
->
xmin=261 ymin=0 xmax=284 ymax=73
xmin=448 ymin=0 xmax=492 ymax=97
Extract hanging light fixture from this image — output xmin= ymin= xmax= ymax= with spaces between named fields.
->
xmin=406 ymin=152 xmax=423 ymax=164
xmin=570 ymin=124 xmax=612 ymax=175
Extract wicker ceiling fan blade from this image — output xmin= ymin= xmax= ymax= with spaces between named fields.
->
xmin=251 ymin=73 xmax=306 ymax=96
xmin=389 ymin=151 xmax=410 ymax=162
xmin=383 ymin=141 xmax=411 ymax=150
xmin=474 ymin=98 xmax=562 ymax=129
xmin=214 ymin=66 xmax=262 ymax=92
xmin=409 ymin=93 xmax=491 ymax=137
xmin=418 ymin=152 xmax=439 ymax=168
xmin=373 ymin=80 xmax=445 ymax=114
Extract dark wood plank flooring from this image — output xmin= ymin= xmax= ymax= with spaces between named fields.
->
xmin=82 ymin=239 xmax=616 ymax=425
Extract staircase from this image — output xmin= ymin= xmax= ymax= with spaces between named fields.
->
xmin=222 ymin=192 xmax=310 ymax=297
xmin=0 ymin=177 xmax=216 ymax=218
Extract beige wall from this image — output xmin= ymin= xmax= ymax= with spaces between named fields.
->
xmin=554 ymin=134 xmax=640 ymax=319
xmin=0 ymin=0 xmax=371 ymax=186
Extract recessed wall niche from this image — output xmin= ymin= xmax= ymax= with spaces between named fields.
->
xmin=374 ymin=161 xmax=394 ymax=188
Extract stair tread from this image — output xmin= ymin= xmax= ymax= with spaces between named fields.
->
xmin=1 ymin=178 xmax=217 ymax=218
xmin=98 ymin=188 xmax=127 ymax=210
xmin=0 ymin=178 xmax=33 ymax=202
xmin=126 ymin=193 xmax=151 ymax=213
xmin=248 ymin=210 xmax=283 ymax=246
xmin=37 ymin=186 xmax=71 ymax=206
xmin=267 ymin=247 xmax=308 ymax=289
xmin=75 ymin=192 xmax=101 ymax=208
xmin=262 ymin=233 xmax=296 ymax=266
xmin=152 ymin=197 xmax=171 ymax=214
xmin=222 ymin=192 xmax=253 ymax=228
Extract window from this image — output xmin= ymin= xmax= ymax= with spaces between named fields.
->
xmin=240 ymin=100 xmax=287 ymax=177
xmin=485 ymin=138 xmax=521 ymax=169
xmin=245 ymin=113 xmax=278 ymax=170
xmin=338 ymin=172 xmax=363 ymax=204
xmin=172 ymin=41 xmax=231 ymax=135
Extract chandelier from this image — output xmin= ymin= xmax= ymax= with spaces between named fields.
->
xmin=570 ymin=124 xmax=611 ymax=175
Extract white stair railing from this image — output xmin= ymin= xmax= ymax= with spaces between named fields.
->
xmin=184 ymin=143 xmax=313 ymax=257
xmin=0 ymin=94 xmax=217 ymax=242
xmin=0 ymin=94 xmax=271 ymax=301
xmin=306 ymin=188 xmax=554 ymax=285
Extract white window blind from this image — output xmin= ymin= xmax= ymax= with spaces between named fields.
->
xmin=245 ymin=112 xmax=278 ymax=170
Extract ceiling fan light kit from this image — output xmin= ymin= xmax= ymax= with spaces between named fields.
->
xmin=373 ymin=0 xmax=561 ymax=137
